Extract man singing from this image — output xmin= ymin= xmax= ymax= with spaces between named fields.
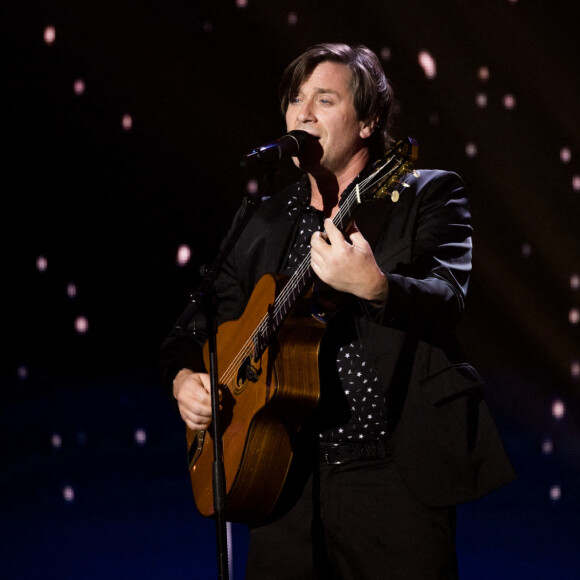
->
xmin=162 ymin=43 xmax=515 ymax=579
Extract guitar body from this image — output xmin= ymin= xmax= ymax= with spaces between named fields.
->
xmin=187 ymin=273 xmax=326 ymax=525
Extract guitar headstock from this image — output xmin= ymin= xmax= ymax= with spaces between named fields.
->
xmin=331 ymin=137 xmax=419 ymax=236
xmin=367 ymin=137 xmax=419 ymax=203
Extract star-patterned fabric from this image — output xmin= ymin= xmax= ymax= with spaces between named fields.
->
xmin=282 ymin=178 xmax=388 ymax=441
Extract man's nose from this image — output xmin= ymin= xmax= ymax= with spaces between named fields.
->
xmin=297 ymin=99 xmax=316 ymax=123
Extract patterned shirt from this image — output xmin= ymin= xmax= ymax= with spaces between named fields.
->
xmin=282 ymin=177 xmax=388 ymax=442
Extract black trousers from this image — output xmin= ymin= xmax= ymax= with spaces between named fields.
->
xmin=245 ymin=455 xmax=458 ymax=580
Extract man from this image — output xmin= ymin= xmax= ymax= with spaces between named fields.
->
xmin=162 ymin=43 xmax=515 ymax=579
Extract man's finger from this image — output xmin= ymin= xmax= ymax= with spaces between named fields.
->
xmin=323 ymin=218 xmax=346 ymax=245
xmin=347 ymin=230 xmax=369 ymax=250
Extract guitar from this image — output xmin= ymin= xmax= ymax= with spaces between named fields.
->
xmin=187 ymin=138 xmax=418 ymax=525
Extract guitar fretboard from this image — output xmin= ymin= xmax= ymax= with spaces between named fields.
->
xmin=251 ymin=139 xmax=416 ymax=360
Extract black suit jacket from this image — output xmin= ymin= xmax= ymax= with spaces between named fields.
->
xmin=162 ymin=168 xmax=515 ymax=508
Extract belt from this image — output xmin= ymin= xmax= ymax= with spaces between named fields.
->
xmin=318 ymin=439 xmax=390 ymax=465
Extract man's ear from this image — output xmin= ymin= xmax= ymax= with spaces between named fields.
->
xmin=360 ymin=116 xmax=379 ymax=139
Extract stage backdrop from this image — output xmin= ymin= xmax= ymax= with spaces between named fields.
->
xmin=3 ymin=1 xmax=579 ymax=578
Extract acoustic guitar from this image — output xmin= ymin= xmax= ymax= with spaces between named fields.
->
xmin=186 ymin=138 xmax=418 ymax=524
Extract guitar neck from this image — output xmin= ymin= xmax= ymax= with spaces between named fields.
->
xmin=253 ymin=254 xmax=313 ymax=359
xmin=251 ymin=138 xmax=417 ymax=360
xmin=252 ymin=183 xmax=364 ymax=358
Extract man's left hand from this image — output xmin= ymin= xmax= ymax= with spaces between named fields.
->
xmin=310 ymin=218 xmax=388 ymax=304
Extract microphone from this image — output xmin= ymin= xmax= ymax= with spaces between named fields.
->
xmin=240 ymin=130 xmax=312 ymax=168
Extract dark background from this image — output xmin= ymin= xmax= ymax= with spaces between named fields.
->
xmin=2 ymin=1 xmax=579 ymax=578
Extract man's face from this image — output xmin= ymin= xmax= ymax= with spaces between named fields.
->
xmin=285 ymin=61 xmax=373 ymax=176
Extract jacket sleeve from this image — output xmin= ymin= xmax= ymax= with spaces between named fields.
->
xmin=363 ymin=170 xmax=473 ymax=334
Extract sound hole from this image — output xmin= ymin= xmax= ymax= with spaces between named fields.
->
xmin=236 ymin=356 xmax=261 ymax=392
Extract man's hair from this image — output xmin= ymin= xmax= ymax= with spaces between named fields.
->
xmin=279 ymin=43 xmax=395 ymax=157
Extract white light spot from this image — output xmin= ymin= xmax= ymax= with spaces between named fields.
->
xmin=478 ymin=66 xmax=490 ymax=81
xmin=569 ymin=307 xmax=579 ymax=325
xmin=572 ymin=175 xmax=580 ymax=191
xmin=67 ymin=283 xmax=77 ymax=298
xmin=135 ymin=428 xmax=147 ymax=445
xmin=44 ymin=26 xmax=56 ymax=45
xmin=121 ymin=114 xmax=133 ymax=131
xmin=176 ymin=244 xmax=191 ymax=266
xmin=75 ymin=316 xmax=89 ymax=334
xmin=17 ymin=365 xmax=28 ymax=380
xmin=418 ymin=51 xmax=437 ymax=79
xmin=541 ymin=439 xmax=553 ymax=455
xmin=36 ymin=255 xmax=48 ymax=272
xmin=552 ymin=399 xmax=565 ymax=420
xmin=63 ymin=486 xmax=75 ymax=503
xmin=560 ymin=147 xmax=571 ymax=163
xmin=549 ymin=485 xmax=561 ymax=502
xmin=570 ymin=274 xmax=579 ymax=290
xmin=521 ymin=243 xmax=532 ymax=258
xmin=235 ymin=0 xmax=248 ymax=7
xmin=380 ymin=47 xmax=392 ymax=61
xmin=571 ymin=360 xmax=580 ymax=379
xmin=465 ymin=142 xmax=478 ymax=158
xmin=475 ymin=93 xmax=487 ymax=108
xmin=503 ymin=94 xmax=516 ymax=109
xmin=287 ymin=12 xmax=298 ymax=25
xmin=73 ymin=79 xmax=85 ymax=96
xmin=246 ymin=178 xmax=259 ymax=194
xmin=51 ymin=433 xmax=62 ymax=449
xmin=203 ymin=20 xmax=213 ymax=33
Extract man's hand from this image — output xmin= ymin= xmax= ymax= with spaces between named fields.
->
xmin=310 ymin=218 xmax=388 ymax=304
xmin=172 ymin=368 xmax=213 ymax=431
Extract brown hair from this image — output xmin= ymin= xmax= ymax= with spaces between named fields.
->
xmin=279 ymin=43 xmax=395 ymax=157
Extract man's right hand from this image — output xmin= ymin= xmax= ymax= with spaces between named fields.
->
xmin=172 ymin=368 xmax=213 ymax=430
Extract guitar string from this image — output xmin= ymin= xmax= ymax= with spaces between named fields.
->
xmin=218 ymin=154 xmax=403 ymax=387
xmin=259 ymin=153 xmax=401 ymax=324
xmin=218 ymin=155 xmax=402 ymax=388
xmin=218 ymin=153 xmax=404 ymax=387
xmin=217 ymin=178 xmax=370 ymax=387
xmin=253 ymin=153 xmax=402 ymax=329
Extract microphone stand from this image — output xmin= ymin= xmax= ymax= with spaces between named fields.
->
xmin=173 ymin=166 xmax=277 ymax=580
